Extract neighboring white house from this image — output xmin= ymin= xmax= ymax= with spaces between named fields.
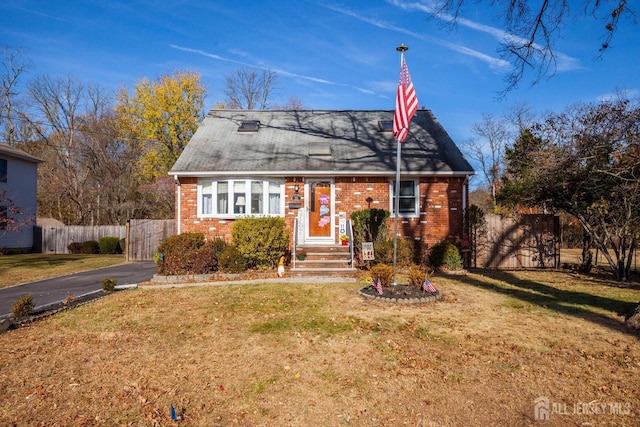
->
xmin=0 ymin=144 xmax=44 ymax=250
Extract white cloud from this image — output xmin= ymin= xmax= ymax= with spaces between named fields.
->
xmin=385 ymin=0 xmax=582 ymax=72
xmin=324 ymin=3 xmax=510 ymax=70
xmin=170 ymin=44 xmax=380 ymax=95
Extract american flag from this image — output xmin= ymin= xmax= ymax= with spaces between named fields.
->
xmin=392 ymin=56 xmax=419 ymax=143
xmin=422 ymin=278 xmax=437 ymax=293
xmin=374 ymin=277 xmax=383 ymax=295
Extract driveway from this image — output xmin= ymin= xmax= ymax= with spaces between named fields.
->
xmin=0 ymin=261 xmax=156 ymax=317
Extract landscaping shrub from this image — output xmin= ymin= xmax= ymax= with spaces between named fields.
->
xmin=82 ymin=240 xmax=100 ymax=254
xmin=351 ymin=208 xmax=390 ymax=244
xmin=231 ymin=217 xmax=289 ymax=269
xmin=408 ymin=239 xmax=428 ymax=265
xmin=373 ymin=238 xmax=412 ymax=267
xmin=68 ymin=241 xmax=102 ymax=254
xmin=67 ymin=242 xmax=84 ymax=254
xmin=156 ymin=232 xmax=219 ymax=275
xmin=210 ymin=237 xmax=227 ymax=258
xmin=12 ymin=294 xmax=34 ymax=318
xmin=101 ymin=277 xmax=117 ymax=292
xmin=408 ymin=264 xmax=429 ymax=287
xmin=428 ymin=241 xmax=463 ymax=270
xmin=0 ymin=247 xmax=28 ymax=255
xmin=370 ymin=263 xmax=394 ymax=287
xmin=190 ymin=241 xmax=219 ymax=274
xmin=98 ymin=237 xmax=121 ymax=254
xmin=158 ymin=232 xmax=206 ymax=256
xmin=219 ymin=244 xmax=248 ymax=273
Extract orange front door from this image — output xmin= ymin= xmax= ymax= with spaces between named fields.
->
xmin=307 ymin=180 xmax=332 ymax=238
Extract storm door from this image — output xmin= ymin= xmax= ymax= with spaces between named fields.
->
xmin=306 ymin=180 xmax=334 ymax=241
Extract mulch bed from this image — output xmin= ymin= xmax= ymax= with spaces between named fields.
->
xmin=359 ymin=284 xmax=441 ymax=303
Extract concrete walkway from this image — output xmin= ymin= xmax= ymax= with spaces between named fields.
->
xmin=141 ymin=275 xmax=358 ymax=289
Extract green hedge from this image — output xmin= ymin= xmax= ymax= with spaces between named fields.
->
xmin=231 ymin=217 xmax=289 ymax=269
xmin=98 ymin=237 xmax=122 ymax=254
xmin=428 ymin=241 xmax=463 ymax=270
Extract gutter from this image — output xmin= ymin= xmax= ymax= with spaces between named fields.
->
xmin=168 ymin=170 xmax=477 ymax=178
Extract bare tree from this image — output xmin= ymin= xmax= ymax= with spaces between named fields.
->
xmin=273 ymin=95 xmax=305 ymax=110
xmin=25 ymin=75 xmax=116 ymax=224
xmin=0 ymin=46 xmax=32 ymax=147
xmin=77 ymin=108 xmax=142 ymax=225
xmin=431 ymin=1 xmax=635 ymax=94
xmin=463 ymin=113 xmax=509 ymax=209
xmin=223 ymin=68 xmax=279 ymax=110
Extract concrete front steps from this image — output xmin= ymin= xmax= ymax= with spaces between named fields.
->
xmin=290 ymin=244 xmax=356 ymax=278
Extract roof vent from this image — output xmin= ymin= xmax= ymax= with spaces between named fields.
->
xmin=378 ymin=120 xmax=393 ymax=132
xmin=238 ymin=120 xmax=260 ymax=132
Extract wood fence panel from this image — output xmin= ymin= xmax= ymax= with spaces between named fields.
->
xmin=475 ymin=214 xmax=559 ymax=269
xmin=37 ymin=225 xmax=126 ymax=254
xmin=125 ymin=219 xmax=175 ymax=261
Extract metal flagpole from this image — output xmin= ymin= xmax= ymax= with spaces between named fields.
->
xmin=392 ymin=133 xmax=401 ymax=286
xmin=392 ymin=43 xmax=408 ymax=287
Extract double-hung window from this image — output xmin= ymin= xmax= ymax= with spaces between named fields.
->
xmin=391 ymin=180 xmax=419 ymax=216
xmin=0 ymin=158 xmax=7 ymax=183
xmin=200 ymin=179 xmax=283 ymax=217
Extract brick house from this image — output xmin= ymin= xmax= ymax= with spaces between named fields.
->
xmin=0 ymin=143 xmax=44 ymax=250
xmin=169 ymin=109 xmax=474 ymax=255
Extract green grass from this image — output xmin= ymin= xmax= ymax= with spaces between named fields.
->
xmin=0 ymin=253 xmax=126 ymax=289
xmin=1 ymin=274 xmax=638 ymax=426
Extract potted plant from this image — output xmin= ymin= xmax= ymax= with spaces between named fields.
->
xmin=340 ymin=234 xmax=350 ymax=246
xmin=296 ymin=250 xmax=306 ymax=260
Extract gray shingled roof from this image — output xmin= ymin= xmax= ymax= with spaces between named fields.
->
xmin=0 ymin=143 xmax=44 ymax=163
xmin=170 ymin=110 xmax=474 ymax=177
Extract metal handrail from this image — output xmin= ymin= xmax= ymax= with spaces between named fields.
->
xmin=293 ymin=218 xmax=298 ymax=269
xmin=347 ymin=219 xmax=354 ymax=268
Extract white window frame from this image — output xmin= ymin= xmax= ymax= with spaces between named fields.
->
xmin=390 ymin=179 xmax=419 ymax=217
xmin=198 ymin=178 xmax=284 ymax=218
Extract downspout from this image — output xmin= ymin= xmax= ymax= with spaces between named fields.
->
xmin=462 ymin=177 xmax=468 ymax=238
xmin=174 ymin=175 xmax=181 ymax=235
xmin=462 ymin=178 xmax=467 ymax=211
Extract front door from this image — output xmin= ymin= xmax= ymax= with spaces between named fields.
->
xmin=306 ymin=180 xmax=334 ymax=242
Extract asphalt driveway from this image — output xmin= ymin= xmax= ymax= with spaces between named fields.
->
xmin=0 ymin=261 xmax=156 ymax=317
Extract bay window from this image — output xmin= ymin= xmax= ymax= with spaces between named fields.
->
xmin=199 ymin=179 xmax=283 ymax=217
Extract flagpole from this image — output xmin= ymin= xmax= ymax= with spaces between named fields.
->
xmin=392 ymin=43 xmax=408 ymax=287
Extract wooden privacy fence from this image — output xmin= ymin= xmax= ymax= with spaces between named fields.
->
xmin=472 ymin=213 xmax=560 ymax=269
xmin=34 ymin=219 xmax=175 ymax=261
xmin=125 ymin=219 xmax=175 ymax=261
xmin=35 ymin=225 xmax=125 ymax=254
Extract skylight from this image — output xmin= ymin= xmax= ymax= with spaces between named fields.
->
xmin=308 ymin=142 xmax=332 ymax=157
xmin=378 ymin=120 xmax=393 ymax=132
xmin=238 ymin=120 xmax=260 ymax=132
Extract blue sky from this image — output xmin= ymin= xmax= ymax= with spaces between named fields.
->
xmin=2 ymin=0 xmax=638 ymax=147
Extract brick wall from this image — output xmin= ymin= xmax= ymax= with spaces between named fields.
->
xmin=175 ymin=176 xmax=467 ymax=246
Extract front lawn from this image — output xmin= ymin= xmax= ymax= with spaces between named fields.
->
xmin=1 ymin=269 xmax=638 ymax=425
xmin=0 ymin=254 xmax=125 ymax=289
